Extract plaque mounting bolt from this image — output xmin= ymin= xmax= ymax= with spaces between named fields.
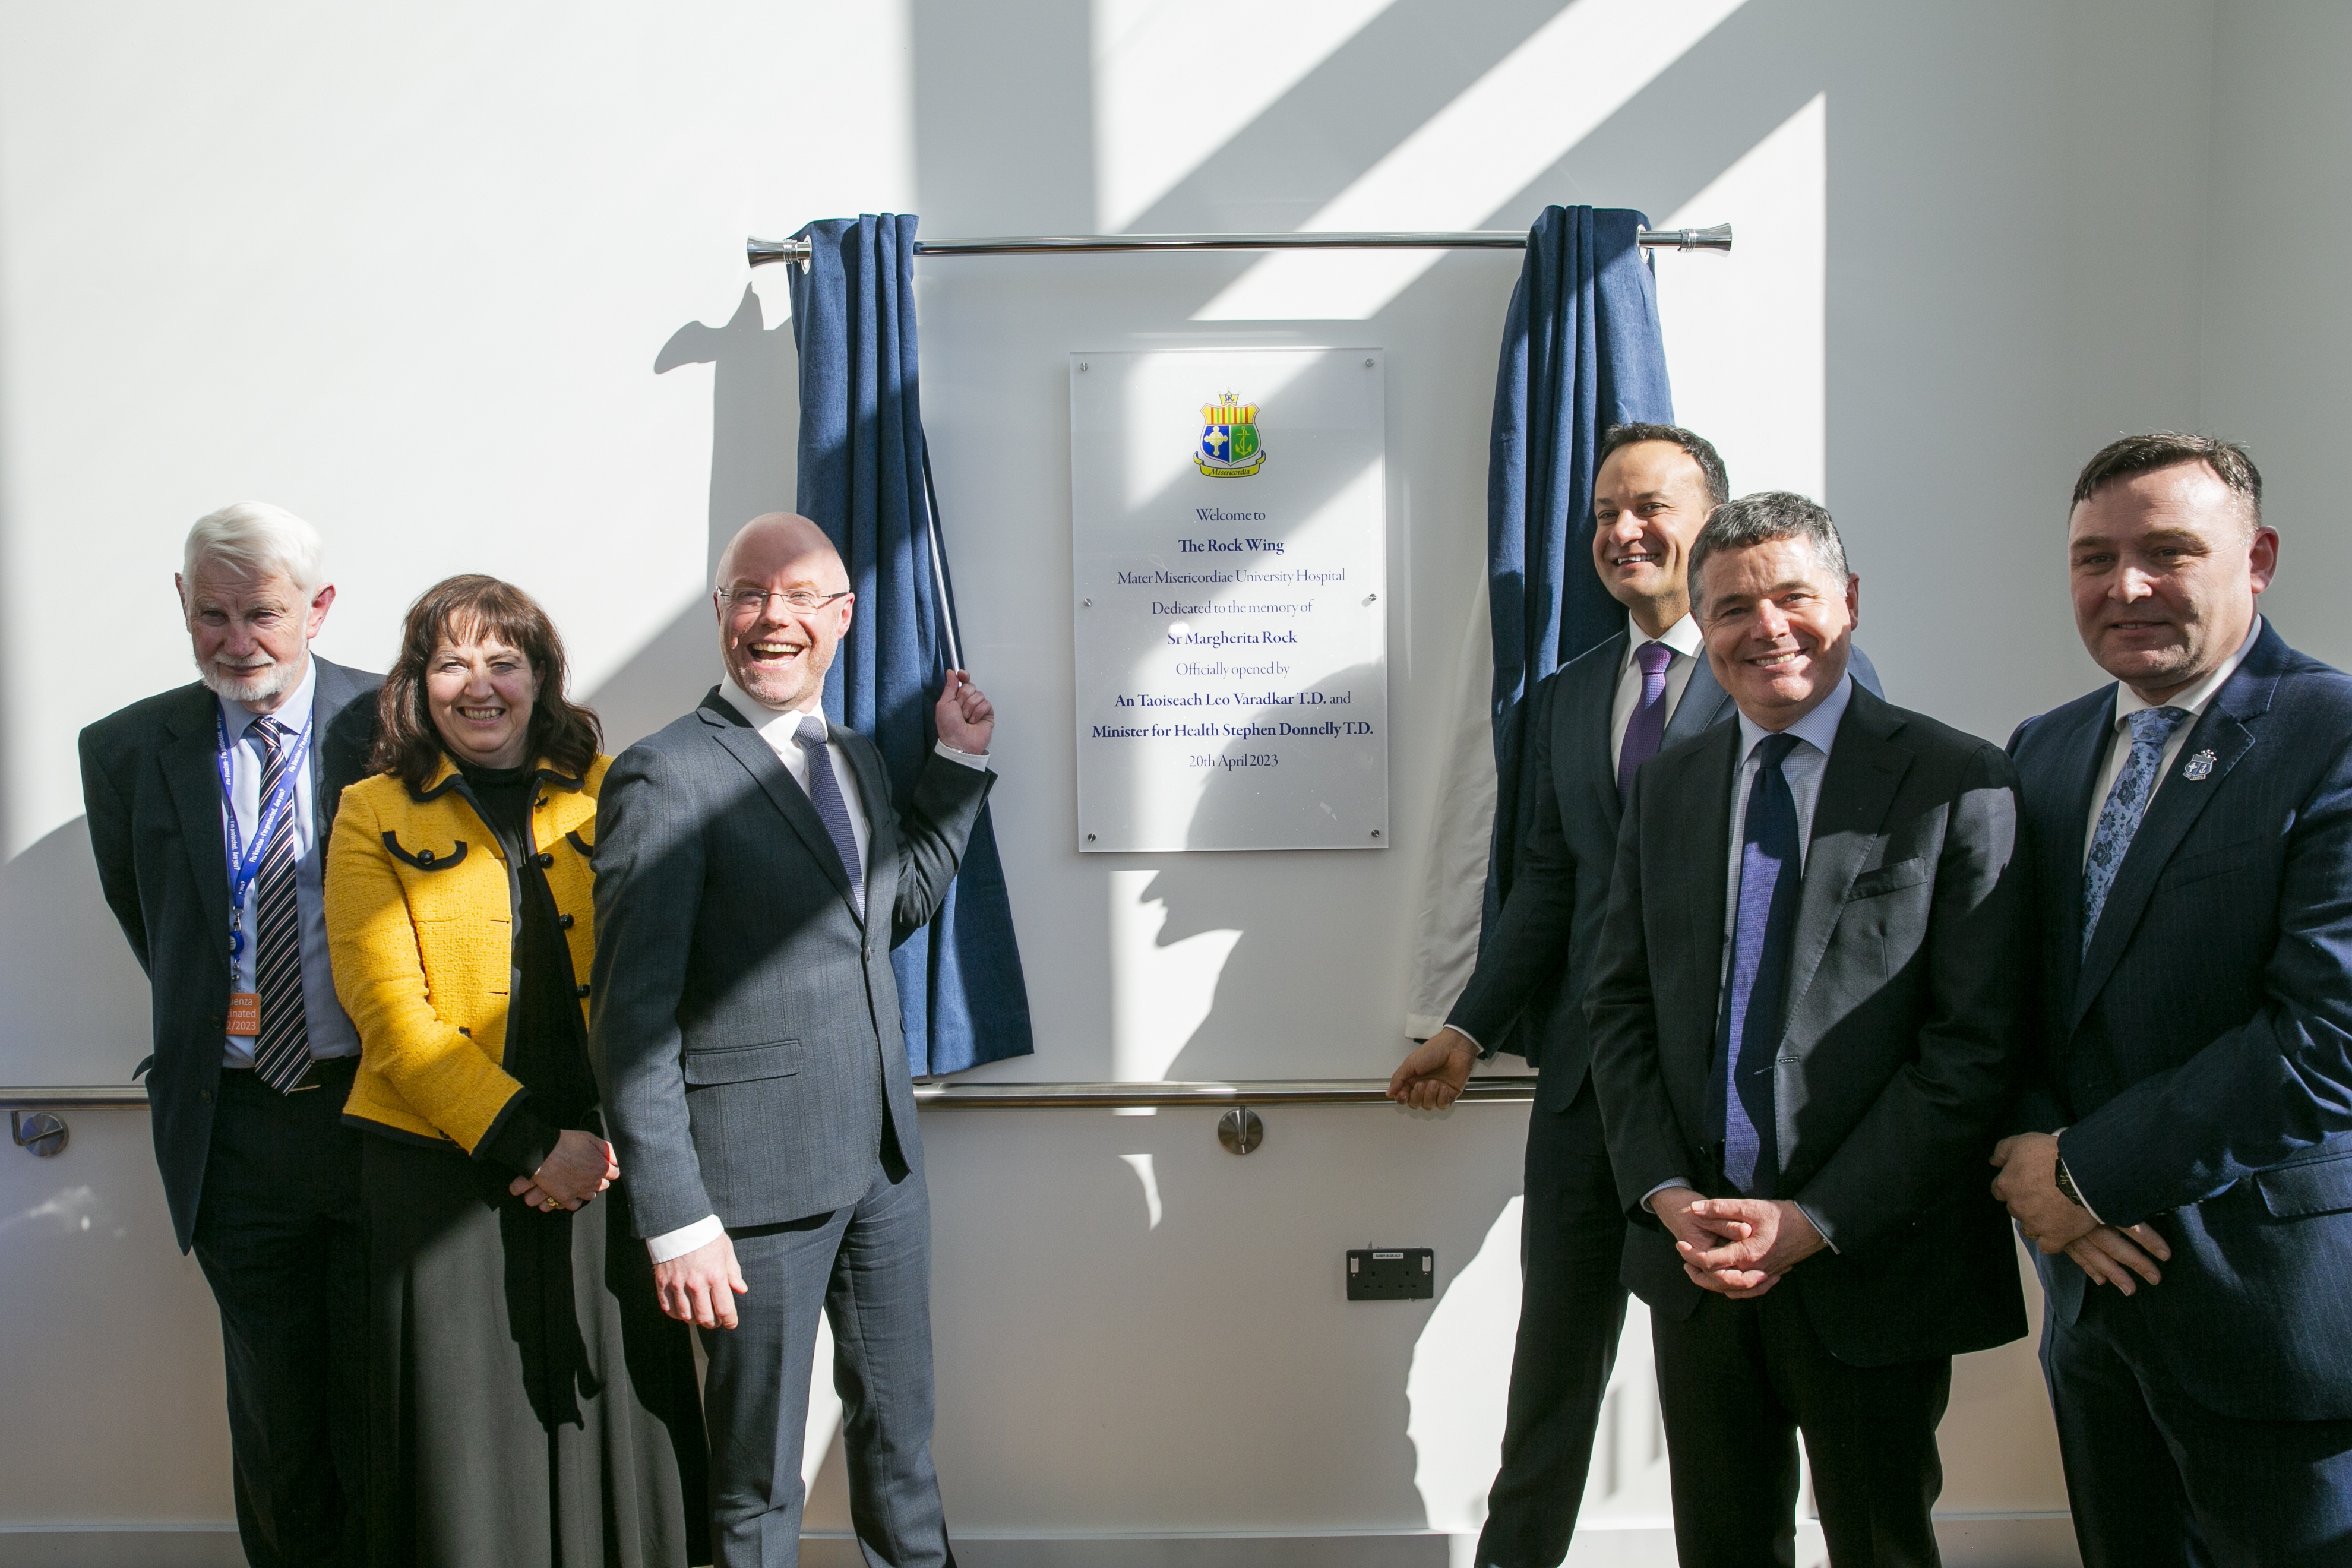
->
xmin=1083 ymin=598 xmax=1092 ymax=607
xmin=1079 ymin=362 xmax=1089 ymax=371
xmin=1085 ymin=833 xmax=1097 ymax=843
xmin=1363 ymin=358 xmax=1374 ymax=368
xmin=1371 ymin=829 xmax=1382 ymax=840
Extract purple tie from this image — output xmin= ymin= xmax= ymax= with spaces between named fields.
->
xmin=1617 ymin=641 xmax=1676 ymax=797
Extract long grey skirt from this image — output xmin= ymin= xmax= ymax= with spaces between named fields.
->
xmin=363 ymin=1133 xmax=710 ymax=1568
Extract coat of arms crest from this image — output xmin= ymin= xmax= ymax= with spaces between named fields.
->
xmin=1196 ymin=391 xmax=1267 ymax=477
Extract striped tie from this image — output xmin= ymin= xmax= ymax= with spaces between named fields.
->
xmin=247 ymin=717 xmax=312 ymax=1093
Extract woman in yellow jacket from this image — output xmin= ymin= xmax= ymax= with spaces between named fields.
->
xmin=326 ymin=574 xmax=704 ymax=1568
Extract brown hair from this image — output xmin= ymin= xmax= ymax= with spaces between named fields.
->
xmin=372 ymin=574 xmax=603 ymax=792
xmin=2072 ymin=433 xmax=2263 ymax=527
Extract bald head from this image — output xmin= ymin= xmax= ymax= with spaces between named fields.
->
xmin=716 ymin=512 xmax=846 ymax=594
xmin=714 ymin=513 xmax=855 ymax=712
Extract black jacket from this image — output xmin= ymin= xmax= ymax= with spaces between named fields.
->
xmin=1587 ymin=681 xmax=2028 ymax=1366
xmin=78 ymin=657 xmax=382 ymax=1251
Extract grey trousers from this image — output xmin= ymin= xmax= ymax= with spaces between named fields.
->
xmin=702 ymin=1163 xmax=956 ymax=1568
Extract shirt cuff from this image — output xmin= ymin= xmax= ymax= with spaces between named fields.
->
xmin=1641 ymin=1178 xmax=1692 ymax=1213
xmin=646 ymin=1214 xmax=725 ymax=1264
xmin=934 ymin=740 xmax=989 ymax=769
xmin=1445 ymin=1023 xmax=1494 ymax=1061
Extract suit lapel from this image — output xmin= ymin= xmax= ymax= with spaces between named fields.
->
xmin=1675 ymin=722 xmax=1740 ymax=1050
xmin=2072 ymin=657 xmax=2275 ymax=1027
xmin=1661 ymin=650 xmax=1734 ymax=750
xmin=1569 ymin=634 xmax=1627 ymax=833
xmin=309 ymin=656 xmax=354 ymax=823
xmin=162 ymin=690 xmax=234 ymax=962
xmin=699 ymin=697 xmax=858 ymax=912
xmin=838 ymin=731 xmax=894 ymax=919
xmin=1780 ymin=690 xmax=1912 ymax=1030
xmin=2037 ymin=694 xmax=2113 ymax=1028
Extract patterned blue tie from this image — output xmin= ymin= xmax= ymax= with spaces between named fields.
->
xmin=792 ymin=715 xmax=865 ymax=920
xmin=2081 ymin=705 xmax=2192 ymax=954
xmin=246 ymin=717 xmax=313 ymax=1093
xmin=1715 ymin=732 xmax=1804 ymax=1197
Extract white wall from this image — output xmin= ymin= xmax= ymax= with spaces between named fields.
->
xmin=0 ymin=0 xmax=2310 ymax=1561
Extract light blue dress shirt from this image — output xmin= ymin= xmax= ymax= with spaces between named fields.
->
xmin=215 ymin=656 xmax=360 ymax=1068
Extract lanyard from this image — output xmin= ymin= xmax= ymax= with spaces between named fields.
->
xmin=215 ymin=706 xmax=314 ymax=960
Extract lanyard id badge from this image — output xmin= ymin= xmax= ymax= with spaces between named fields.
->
xmin=216 ymin=707 xmax=313 ymax=1035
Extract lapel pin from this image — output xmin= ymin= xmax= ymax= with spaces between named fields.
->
xmin=2184 ymin=748 xmax=2217 ymax=782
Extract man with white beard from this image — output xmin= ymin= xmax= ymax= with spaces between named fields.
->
xmin=81 ymin=502 xmax=381 ymax=1567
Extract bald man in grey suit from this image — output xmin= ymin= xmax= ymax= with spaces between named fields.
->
xmin=592 ymin=514 xmax=997 ymax=1568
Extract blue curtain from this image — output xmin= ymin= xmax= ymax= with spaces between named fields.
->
xmin=1481 ymin=206 xmax=1674 ymax=992
xmin=788 ymin=213 xmax=1035 ymax=1074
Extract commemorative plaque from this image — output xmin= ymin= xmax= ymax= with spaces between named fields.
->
xmin=1070 ymin=347 xmax=1389 ymax=852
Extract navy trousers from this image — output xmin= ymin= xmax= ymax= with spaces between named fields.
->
xmin=1474 ymin=1079 xmax=1630 ymax=1567
xmin=702 ymin=1161 xmax=955 ymax=1568
xmin=2043 ymin=1283 xmax=2352 ymax=1567
xmin=189 ymin=1060 xmax=368 ymax=1568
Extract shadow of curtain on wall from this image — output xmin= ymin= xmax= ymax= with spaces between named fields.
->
xmin=604 ymin=286 xmax=804 ymax=753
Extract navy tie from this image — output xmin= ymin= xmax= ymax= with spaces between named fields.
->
xmin=247 ymin=717 xmax=313 ymax=1093
xmin=1617 ymin=640 xmax=1676 ymax=797
xmin=792 ymin=715 xmax=865 ymax=919
xmin=1714 ymin=732 xmax=1804 ymax=1196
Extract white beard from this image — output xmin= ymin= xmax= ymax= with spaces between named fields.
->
xmin=198 ymin=654 xmax=301 ymax=708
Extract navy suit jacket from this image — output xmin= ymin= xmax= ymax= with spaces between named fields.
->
xmin=78 ymin=657 xmax=382 ymax=1252
xmin=2010 ymin=621 xmax=2352 ymax=1421
xmin=1452 ymin=634 xmax=1880 ymax=1112
xmin=1590 ymin=682 xmax=2028 ymax=1366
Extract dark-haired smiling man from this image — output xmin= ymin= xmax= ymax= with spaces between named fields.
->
xmin=1996 ymin=435 xmax=2352 ymax=1567
xmin=1389 ymin=429 xmax=1878 ymax=1568
xmin=1588 ymin=492 xmax=2026 ymax=1567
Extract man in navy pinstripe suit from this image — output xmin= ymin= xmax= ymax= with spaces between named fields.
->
xmin=1996 ymin=434 xmax=2352 ymax=1566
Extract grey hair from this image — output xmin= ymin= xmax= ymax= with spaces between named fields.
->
xmin=1688 ymin=491 xmax=1848 ymax=610
xmin=182 ymin=502 xmax=327 ymax=595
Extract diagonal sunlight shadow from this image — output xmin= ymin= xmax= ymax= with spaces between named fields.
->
xmin=1199 ymin=0 xmax=1752 ymax=320
xmin=1093 ymin=0 xmax=1398 ymax=232
xmin=1106 ymin=0 xmax=1572 ymax=238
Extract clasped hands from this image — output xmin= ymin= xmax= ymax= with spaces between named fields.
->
xmin=509 ymin=1127 xmax=618 ymax=1213
xmin=1989 ymin=1132 xmax=2171 ymax=1295
xmin=1653 ymin=1187 xmax=1828 ymax=1297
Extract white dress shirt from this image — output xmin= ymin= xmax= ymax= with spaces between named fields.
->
xmin=215 ymin=656 xmax=359 ymax=1068
xmin=2081 ymin=617 xmax=2262 ymax=868
xmin=647 ymin=678 xmax=988 ymax=1265
xmin=1608 ymin=610 xmax=1706 ymax=775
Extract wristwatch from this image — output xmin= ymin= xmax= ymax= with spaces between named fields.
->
xmin=2053 ymin=1155 xmax=2088 ymax=1210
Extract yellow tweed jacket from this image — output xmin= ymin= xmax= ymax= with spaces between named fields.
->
xmin=325 ymin=753 xmax=608 ymax=1152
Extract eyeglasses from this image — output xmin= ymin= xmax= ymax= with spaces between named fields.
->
xmin=724 ymin=587 xmax=852 ymax=616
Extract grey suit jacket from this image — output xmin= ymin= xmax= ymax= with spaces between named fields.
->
xmin=1586 ymin=682 xmax=2028 ymax=1365
xmin=79 ymin=656 xmax=382 ymax=1251
xmin=590 ymin=690 xmax=994 ymax=1237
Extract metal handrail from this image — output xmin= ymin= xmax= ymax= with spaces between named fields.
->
xmin=747 ymin=225 xmax=1732 ymax=270
xmin=1 ymin=1085 xmax=149 ymax=1110
xmin=0 ymin=1078 xmax=1538 ymax=1112
xmin=913 ymin=1077 xmax=1537 ymax=1107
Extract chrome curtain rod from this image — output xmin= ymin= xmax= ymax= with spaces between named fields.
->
xmin=745 ymin=225 xmax=1731 ymax=270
